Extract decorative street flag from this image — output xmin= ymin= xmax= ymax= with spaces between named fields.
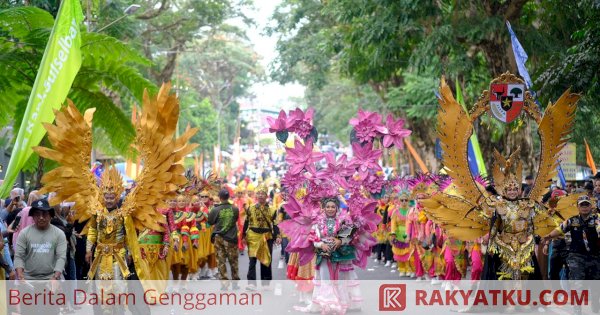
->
xmin=0 ymin=0 xmax=84 ymax=197
xmin=585 ymin=138 xmax=597 ymax=175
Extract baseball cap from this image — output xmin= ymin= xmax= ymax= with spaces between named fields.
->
xmin=29 ymin=198 xmax=55 ymax=216
xmin=577 ymin=195 xmax=592 ymax=206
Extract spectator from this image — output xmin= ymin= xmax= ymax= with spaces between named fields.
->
xmin=11 ymin=190 xmax=44 ymax=252
xmin=543 ymin=195 xmax=600 ymax=314
xmin=208 ymin=188 xmax=240 ymax=290
xmin=13 ymin=198 xmax=66 ymax=315
xmin=522 ymin=174 xmax=534 ymax=197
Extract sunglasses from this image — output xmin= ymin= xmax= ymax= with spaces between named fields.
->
xmin=400 ymin=199 xmax=408 ymax=202
xmin=200 ymin=196 xmax=210 ymax=198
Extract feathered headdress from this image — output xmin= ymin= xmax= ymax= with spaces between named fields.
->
xmin=100 ymin=165 xmax=124 ymax=198
xmin=408 ymin=173 xmax=433 ymax=199
xmin=492 ymin=147 xmax=523 ymax=196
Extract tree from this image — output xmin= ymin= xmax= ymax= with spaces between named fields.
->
xmin=177 ymin=33 xmax=263 ymax=148
xmin=0 ymin=6 xmax=156 ymax=171
xmin=268 ymin=0 xmax=593 ymax=174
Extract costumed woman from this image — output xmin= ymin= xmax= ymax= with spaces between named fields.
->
xmin=196 ymin=181 xmax=219 ymax=280
xmin=298 ymin=197 xmax=362 ymax=314
xmin=373 ymin=193 xmax=392 ymax=266
xmin=232 ymin=183 xmax=249 ymax=254
xmin=137 ymin=198 xmax=177 ymax=299
xmin=171 ymin=194 xmax=192 ymax=289
xmin=389 ymin=189 xmax=412 ymax=276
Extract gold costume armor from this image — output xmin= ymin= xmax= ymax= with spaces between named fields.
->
xmin=34 ymin=83 xmax=198 ymax=281
xmin=86 ymin=207 xmax=128 ymax=280
xmin=421 ymin=73 xmax=582 ymax=279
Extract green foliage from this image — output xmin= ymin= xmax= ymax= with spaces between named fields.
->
xmin=0 ymin=6 xmax=156 ymax=160
xmin=537 ymin=0 xmax=600 ymax=163
xmin=386 ymin=73 xmax=438 ymax=121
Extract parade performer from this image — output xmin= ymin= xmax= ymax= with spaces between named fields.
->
xmin=266 ymin=106 xmax=410 ymax=314
xmin=137 ymin=200 xmax=177 ymax=298
xmin=171 ymin=194 xmax=193 ymax=288
xmin=422 ymin=74 xmax=580 ymax=280
xmin=373 ymin=193 xmax=391 ymax=265
xmin=232 ymin=183 xmax=249 ymax=252
xmin=34 ymin=83 xmax=197 ymax=282
xmin=196 ymin=175 xmax=220 ymax=280
xmin=407 ymin=174 xmax=438 ymax=280
xmin=243 ymin=184 xmax=278 ymax=290
xmin=389 ymin=189 xmax=411 ymax=276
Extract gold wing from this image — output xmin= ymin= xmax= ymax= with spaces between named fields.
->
xmin=121 ymin=83 xmax=199 ymax=231
xmin=33 ymin=101 xmax=102 ymax=222
xmin=437 ymin=77 xmax=486 ymax=205
xmin=528 ymin=90 xmax=579 ymax=202
xmin=421 ymin=193 xmax=489 ymax=241
xmin=553 ymin=193 xmax=585 ymax=221
xmin=533 ymin=194 xmax=584 ymax=236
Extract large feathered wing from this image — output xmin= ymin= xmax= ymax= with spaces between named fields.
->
xmin=121 ymin=83 xmax=199 ymax=231
xmin=33 ymin=101 xmax=102 ymax=222
xmin=528 ymin=90 xmax=579 ymax=202
xmin=437 ymin=77 xmax=486 ymax=205
xmin=421 ymin=193 xmax=489 ymax=241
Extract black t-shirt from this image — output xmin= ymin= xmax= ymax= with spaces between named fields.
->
xmin=560 ymin=214 xmax=600 ymax=255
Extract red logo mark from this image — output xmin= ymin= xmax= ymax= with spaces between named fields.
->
xmin=379 ymin=284 xmax=406 ymax=311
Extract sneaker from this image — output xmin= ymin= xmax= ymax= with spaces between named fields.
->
xmin=373 ymin=258 xmax=379 ymax=263
xmin=390 ymin=269 xmax=397 ymax=273
xmin=391 ymin=263 xmax=397 ymax=269
xmin=384 ymin=261 xmax=391 ymax=267
xmin=245 ymin=284 xmax=257 ymax=291
xmin=415 ymin=276 xmax=423 ymax=282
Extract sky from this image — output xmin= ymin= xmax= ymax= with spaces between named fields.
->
xmin=240 ymin=0 xmax=305 ymax=110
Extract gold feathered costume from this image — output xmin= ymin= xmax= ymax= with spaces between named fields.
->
xmin=421 ymin=73 xmax=581 ymax=279
xmin=34 ymin=83 xmax=198 ymax=281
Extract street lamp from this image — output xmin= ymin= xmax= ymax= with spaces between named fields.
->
xmin=95 ymin=4 xmax=141 ymax=32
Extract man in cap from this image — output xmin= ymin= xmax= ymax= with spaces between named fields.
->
xmin=13 ymin=198 xmax=67 ymax=315
xmin=543 ymin=195 xmax=600 ymax=314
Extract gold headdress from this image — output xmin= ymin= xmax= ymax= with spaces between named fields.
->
xmin=100 ymin=165 xmax=124 ymax=197
xmin=492 ymin=147 xmax=523 ymax=196
xmin=256 ymin=183 xmax=268 ymax=194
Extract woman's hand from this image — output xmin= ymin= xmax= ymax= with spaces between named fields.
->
xmin=333 ymin=238 xmax=342 ymax=250
xmin=321 ymin=244 xmax=331 ymax=252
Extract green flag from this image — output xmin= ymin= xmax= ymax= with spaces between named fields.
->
xmin=0 ymin=0 xmax=84 ymax=197
xmin=455 ymin=80 xmax=488 ymax=177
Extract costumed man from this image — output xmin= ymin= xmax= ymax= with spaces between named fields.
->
xmin=422 ymin=75 xmax=580 ymax=281
xmin=243 ymin=184 xmax=280 ymax=290
xmin=389 ymin=189 xmax=411 ymax=276
xmin=33 ymin=83 xmax=197 ymax=313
